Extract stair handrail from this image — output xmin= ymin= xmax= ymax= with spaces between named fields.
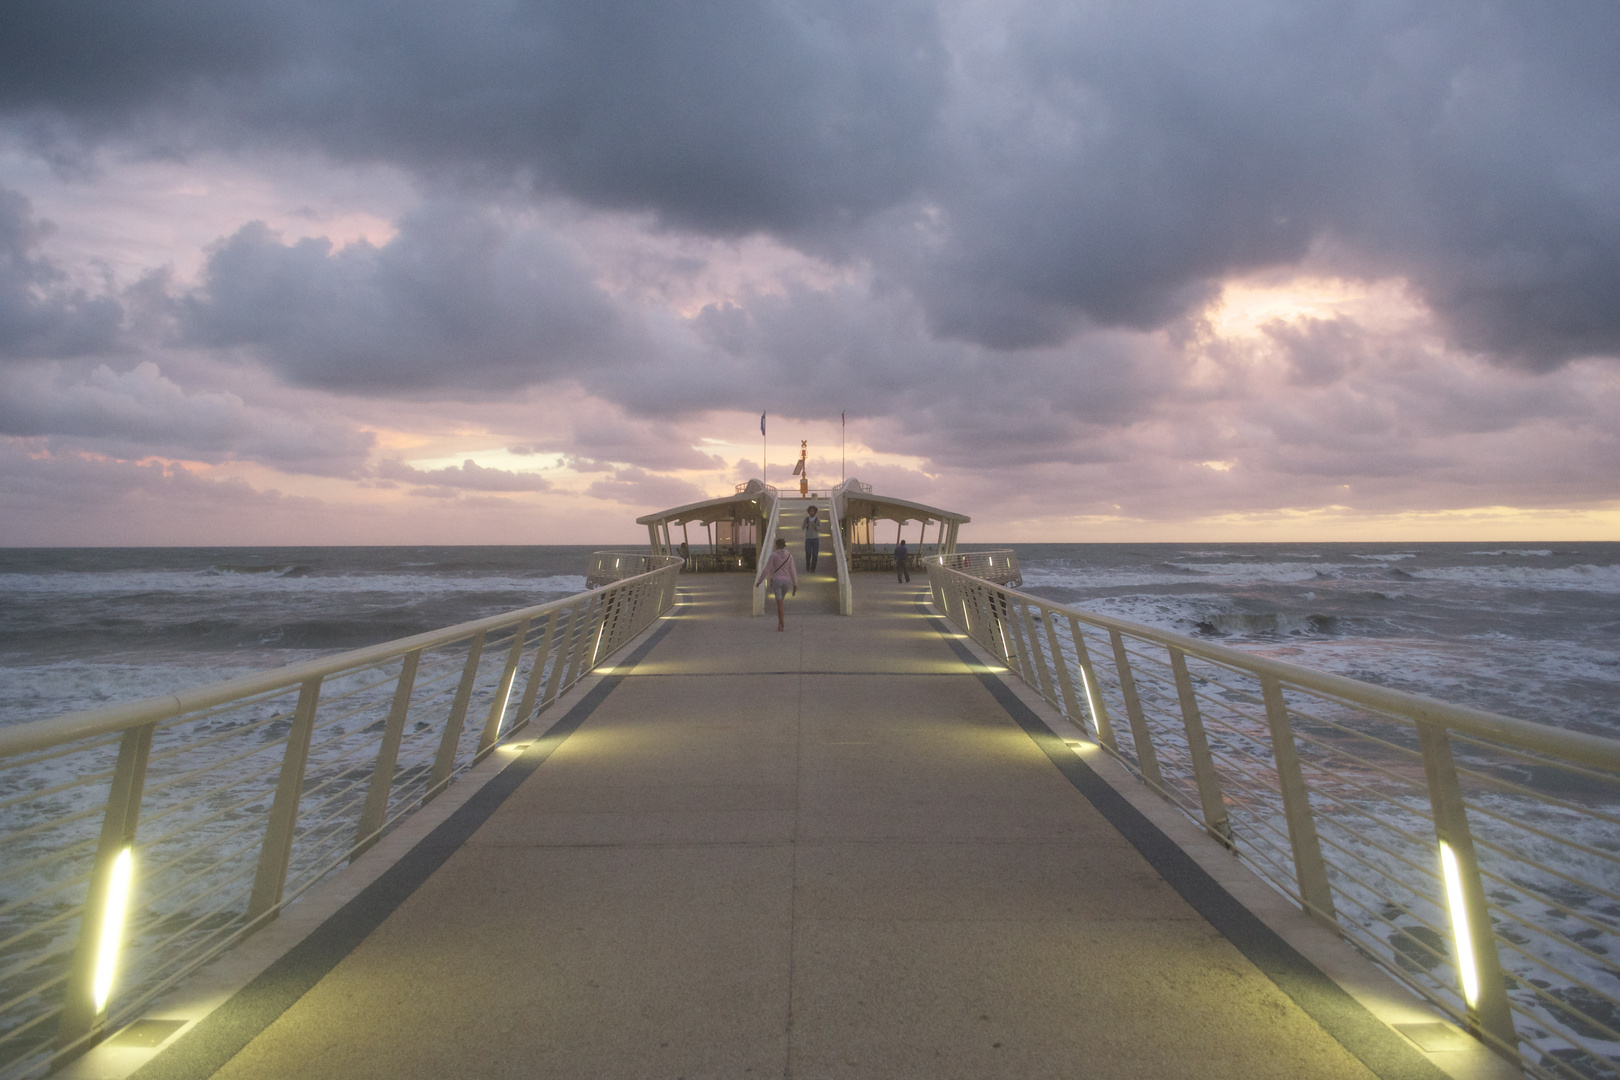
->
xmin=825 ymin=491 xmax=853 ymax=615
xmin=752 ymin=488 xmax=782 ymax=616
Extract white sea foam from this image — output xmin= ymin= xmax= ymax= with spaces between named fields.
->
xmin=1349 ymin=552 xmax=1418 ymax=561
xmin=1464 ymin=549 xmax=1553 ymax=557
xmin=0 ymin=655 xmax=308 ymax=725
xmin=1017 ymin=566 xmax=1204 ymax=590
xmin=1166 ymin=561 xmax=1344 ymax=582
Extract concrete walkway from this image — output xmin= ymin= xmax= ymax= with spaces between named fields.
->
xmin=196 ymin=576 xmax=1410 ymax=1080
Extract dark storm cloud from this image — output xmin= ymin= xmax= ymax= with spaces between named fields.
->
xmin=5 ymin=0 xmax=1619 ymax=374
xmin=1 ymin=0 xmax=943 ymax=235
xmin=183 ymin=205 xmax=631 ymax=393
xmin=0 ymin=361 xmax=375 ymax=474
xmin=0 ymin=188 xmax=121 ymax=358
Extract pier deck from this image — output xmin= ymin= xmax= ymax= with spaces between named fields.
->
xmin=133 ymin=573 xmax=1456 ymax=1080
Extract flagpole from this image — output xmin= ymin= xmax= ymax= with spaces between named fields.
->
xmin=841 ymin=411 xmax=845 ymax=484
xmin=761 ymin=411 xmax=767 ymax=487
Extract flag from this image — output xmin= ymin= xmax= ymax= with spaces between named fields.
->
xmin=760 ymin=412 xmax=766 ymax=436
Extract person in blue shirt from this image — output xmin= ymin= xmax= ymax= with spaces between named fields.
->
xmin=803 ymin=506 xmax=822 ymax=573
xmin=895 ymin=538 xmax=910 ymax=582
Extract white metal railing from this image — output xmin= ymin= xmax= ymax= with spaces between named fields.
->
xmin=925 ymin=556 xmax=1620 ymax=1080
xmin=935 ymin=549 xmax=1022 ymax=586
xmin=0 ymin=559 xmax=681 ymax=1079
xmin=586 ymin=552 xmax=683 ymax=589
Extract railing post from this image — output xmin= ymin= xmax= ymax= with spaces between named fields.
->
xmin=247 ymin=677 xmax=323 ymax=925
xmin=1417 ymin=723 xmax=1516 ymax=1052
xmin=544 ymin=603 xmax=584 ymax=708
xmin=1259 ymin=676 xmax=1336 ymax=924
xmin=57 ymin=723 xmax=154 ymax=1048
xmin=976 ymin=586 xmax=997 ymax=654
xmin=512 ymin=610 xmax=560 ymax=732
xmin=593 ymin=589 xmax=619 ymax=662
xmin=1000 ymin=594 xmax=1033 ymax=679
xmin=353 ymin=650 xmax=420 ymax=857
xmin=478 ymin=620 xmax=530 ymax=756
xmin=1020 ymin=605 xmax=1058 ymax=705
xmin=1041 ymin=610 xmax=1087 ymax=732
xmin=966 ymin=582 xmax=987 ymax=649
xmin=562 ymin=595 xmax=603 ymax=689
xmin=1068 ymin=619 xmax=1118 ymax=752
xmin=1109 ymin=630 xmax=1163 ymax=788
xmin=427 ymin=632 xmax=485 ymax=797
xmin=1168 ymin=647 xmax=1233 ymax=844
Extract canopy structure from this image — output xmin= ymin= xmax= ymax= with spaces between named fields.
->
xmin=637 ymin=478 xmax=968 ymax=575
xmin=637 ymin=478 xmax=776 ymax=571
xmin=835 ymin=479 xmax=970 ymax=562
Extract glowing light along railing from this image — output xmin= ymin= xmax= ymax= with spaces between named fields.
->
xmin=0 ymin=556 xmax=681 ymax=1080
xmin=923 ymin=554 xmax=1620 ymax=1080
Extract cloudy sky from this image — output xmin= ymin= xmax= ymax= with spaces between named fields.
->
xmin=2 ymin=0 xmax=1617 ymax=545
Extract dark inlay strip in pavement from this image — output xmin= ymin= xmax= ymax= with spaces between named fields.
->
xmin=917 ymin=601 xmax=1451 ymax=1080
xmin=129 ymin=612 xmax=683 ymax=1080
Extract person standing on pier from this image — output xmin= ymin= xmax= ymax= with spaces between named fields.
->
xmin=895 ymin=537 xmax=911 ymax=583
xmin=803 ymin=505 xmax=821 ymax=573
xmin=756 ymin=537 xmax=798 ymax=631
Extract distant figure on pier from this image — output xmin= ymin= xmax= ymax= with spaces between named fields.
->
xmin=803 ymin=506 xmax=821 ymax=573
xmin=678 ymin=540 xmax=690 ymax=571
xmin=755 ymin=537 xmax=798 ymax=631
xmin=895 ymin=538 xmax=910 ymax=583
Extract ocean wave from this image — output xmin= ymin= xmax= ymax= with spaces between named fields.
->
xmin=1193 ymin=612 xmax=1340 ymax=636
xmin=1349 ymin=553 xmax=1418 ymax=562
xmin=1408 ymin=564 xmax=1620 ymax=593
xmin=210 ymin=564 xmax=309 ymax=577
xmin=1165 ymin=561 xmax=1344 ymax=582
xmin=0 ymin=655 xmax=308 ymax=725
xmin=1465 ymin=549 xmax=1553 ymax=557
xmin=0 ymin=570 xmax=590 ymax=597
xmin=1017 ymin=566 xmax=1208 ymax=590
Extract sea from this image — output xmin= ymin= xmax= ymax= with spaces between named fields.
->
xmin=2 ymin=541 xmax=1616 ymax=735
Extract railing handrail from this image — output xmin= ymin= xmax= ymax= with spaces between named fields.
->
xmin=923 ymin=555 xmax=1620 ymax=792
xmin=0 ymin=560 xmax=677 ymax=761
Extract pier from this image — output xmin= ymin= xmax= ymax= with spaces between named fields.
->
xmin=51 ymin=575 xmax=1506 ymax=1080
xmin=6 ymin=487 xmax=1618 ymax=1080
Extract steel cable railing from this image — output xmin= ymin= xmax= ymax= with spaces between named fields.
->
xmin=0 ymin=555 xmax=680 ymax=1080
xmin=925 ymin=554 xmax=1620 ymax=1080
